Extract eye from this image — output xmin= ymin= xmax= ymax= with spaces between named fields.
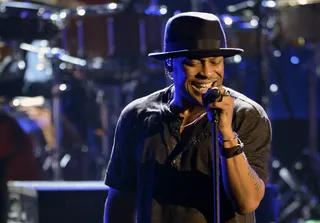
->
xmin=209 ymin=59 xmax=222 ymax=65
xmin=183 ymin=58 xmax=201 ymax=67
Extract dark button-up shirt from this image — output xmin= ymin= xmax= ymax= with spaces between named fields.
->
xmin=105 ymin=85 xmax=271 ymax=223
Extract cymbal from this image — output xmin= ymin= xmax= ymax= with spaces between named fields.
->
xmin=0 ymin=1 xmax=56 ymax=11
xmin=20 ymin=0 xmax=83 ymax=9
xmin=30 ymin=0 xmax=127 ymax=9
xmin=0 ymin=1 xmax=59 ymax=42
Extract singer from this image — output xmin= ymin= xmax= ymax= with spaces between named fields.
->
xmin=104 ymin=12 xmax=271 ymax=223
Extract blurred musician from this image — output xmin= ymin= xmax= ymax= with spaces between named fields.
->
xmin=0 ymin=110 xmax=39 ymax=223
xmin=0 ymin=110 xmax=39 ymax=181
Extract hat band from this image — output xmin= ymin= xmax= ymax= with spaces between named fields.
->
xmin=165 ymin=39 xmax=222 ymax=51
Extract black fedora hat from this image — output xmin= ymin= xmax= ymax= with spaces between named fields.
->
xmin=148 ymin=12 xmax=244 ymax=60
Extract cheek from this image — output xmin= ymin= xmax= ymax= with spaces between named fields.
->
xmin=217 ymin=63 xmax=225 ymax=79
xmin=173 ymin=66 xmax=189 ymax=85
xmin=182 ymin=66 xmax=197 ymax=80
xmin=182 ymin=73 xmax=194 ymax=89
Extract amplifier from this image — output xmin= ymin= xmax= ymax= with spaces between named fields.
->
xmin=7 ymin=181 xmax=109 ymax=223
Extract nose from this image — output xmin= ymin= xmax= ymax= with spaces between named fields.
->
xmin=201 ymin=61 xmax=215 ymax=77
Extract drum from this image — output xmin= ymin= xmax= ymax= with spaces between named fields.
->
xmin=60 ymin=4 xmax=168 ymax=59
xmin=276 ymin=0 xmax=320 ymax=43
xmin=221 ymin=15 xmax=267 ymax=58
xmin=0 ymin=1 xmax=59 ymax=42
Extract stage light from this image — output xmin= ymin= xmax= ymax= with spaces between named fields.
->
xmin=59 ymin=11 xmax=67 ymax=19
xmin=270 ymin=84 xmax=278 ymax=92
xmin=262 ymin=0 xmax=276 ymax=8
xmin=294 ymin=161 xmax=303 ymax=170
xmin=59 ymin=84 xmax=67 ymax=91
xmin=50 ymin=14 xmax=58 ymax=21
xmin=159 ymin=6 xmax=168 ymax=15
xmin=290 ymin=56 xmax=300 ymax=64
xmin=59 ymin=63 xmax=67 ymax=70
xmin=226 ymin=5 xmax=236 ymax=12
xmin=223 ymin=16 xmax=233 ymax=26
xmin=77 ymin=7 xmax=86 ymax=16
xmin=12 ymin=99 xmax=20 ymax=107
xmin=273 ymin=50 xmax=281 ymax=57
xmin=17 ymin=61 xmax=26 ymax=70
xmin=297 ymin=37 xmax=305 ymax=46
xmin=272 ymin=159 xmax=281 ymax=168
xmin=250 ymin=18 xmax=258 ymax=27
xmin=108 ymin=3 xmax=118 ymax=10
xmin=234 ymin=55 xmax=242 ymax=63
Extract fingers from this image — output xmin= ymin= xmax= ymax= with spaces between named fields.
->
xmin=221 ymin=89 xmax=231 ymax=97
xmin=217 ymin=86 xmax=230 ymax=96
xmin=207 ymin=87 xmax=233 ymax=110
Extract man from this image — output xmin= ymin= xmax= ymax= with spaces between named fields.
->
xmin=104 ymin=12 xmax=271 ymax=223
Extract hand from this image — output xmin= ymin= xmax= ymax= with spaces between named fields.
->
xmin=206 ymin=86 xmax=234 ymax=138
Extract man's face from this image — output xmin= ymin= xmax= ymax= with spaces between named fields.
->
xmin=172 ymin=56 xmax=224 ymax=106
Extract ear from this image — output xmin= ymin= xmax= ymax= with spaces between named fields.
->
xmin=165 ymin=58 xmax=173 ymax=72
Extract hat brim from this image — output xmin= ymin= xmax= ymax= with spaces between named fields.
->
xmin=148 ymin=48 xmax=244 ymax=60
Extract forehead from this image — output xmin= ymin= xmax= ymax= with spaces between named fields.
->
xmin=176 ymin=56 xmax=223 ymax=61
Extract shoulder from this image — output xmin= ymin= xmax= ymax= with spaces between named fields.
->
xmin=228 ymin=87 xmax=269 ymax=120
xmin=228 ymin=88 xmax=272 ymax=153
xmin=228 ymin=87 xmax=271 ymax=137
xmin=119 ymin=86 xmax=171 ymax=124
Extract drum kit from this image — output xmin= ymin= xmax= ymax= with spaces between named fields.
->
xmin=0 ymin=0 xmax=169 ymax=181
xmin=0 ymin=0 xmax=319 ymax=181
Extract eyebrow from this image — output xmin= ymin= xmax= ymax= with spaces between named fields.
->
xmin=185 ymin=57 xmax=222 ymax=60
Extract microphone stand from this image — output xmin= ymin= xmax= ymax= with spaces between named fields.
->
xmin=208 ymin=110 xmax=221 ymax=223
xmin=203 ymin=88 xmax=221 ymax=223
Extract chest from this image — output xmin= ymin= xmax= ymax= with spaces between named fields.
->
xmin=137 ymin=118 xmax=214 ymax=175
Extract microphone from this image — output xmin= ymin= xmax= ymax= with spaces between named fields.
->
xmin=202 ymin=87 xmax=221 ymax=122
xmin=202 ymin=87 xmax=221 ymax=106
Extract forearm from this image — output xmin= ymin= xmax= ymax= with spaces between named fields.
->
xmin=219 ymin=129 xmax=265 ymax=214
xmin=221 ymin=152 xmax=265 ymax=214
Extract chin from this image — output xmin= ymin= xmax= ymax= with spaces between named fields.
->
xmin=189 ymin=94 xmax=203 ymax=106
xmin=184 ymin=89 xmax=202 ymax=106
xmin=196 ymin=97 xmax=204 ymax=106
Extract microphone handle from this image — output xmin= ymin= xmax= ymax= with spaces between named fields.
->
xmin=208 ymin=109 xmax=220 ymax=123
xmin=203 ymin=87 xmax=221 ymax=123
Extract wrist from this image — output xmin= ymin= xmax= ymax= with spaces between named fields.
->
xmin=221 ymin=132 xmax=237 ymax=148
xmin=220 ymin=136 xmax=244 ymax=159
